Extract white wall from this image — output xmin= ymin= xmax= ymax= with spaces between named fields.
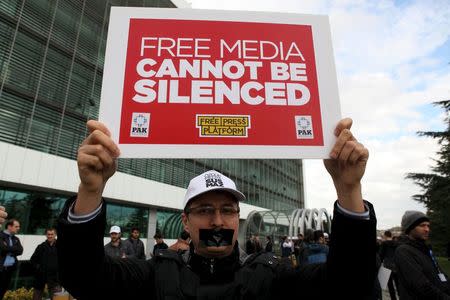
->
xmin=1 ymin=141 xmax=269 ymax=260
xmin=0 ymin=141 xmax=267 ymax=218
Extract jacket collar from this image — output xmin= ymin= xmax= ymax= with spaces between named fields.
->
xmin=2 ymin=230 xmax=13 ymax=236
xmin=182 ymin=241 xmax=246 ymax=284
xmin=404 ymin=236 xmax=430 ymax=254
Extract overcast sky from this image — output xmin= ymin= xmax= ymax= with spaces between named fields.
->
xmin=188 ymin=0 xmax=450 ymax=229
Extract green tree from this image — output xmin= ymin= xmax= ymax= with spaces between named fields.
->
xmin=406 ymin=100 xmax=450 ymax=255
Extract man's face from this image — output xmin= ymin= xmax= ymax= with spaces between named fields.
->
xmin=7 ymin=221 xmax=20 ymax=234
xmin=110 ymin=232 xmax=120 ymax=242
xmin=182 ymin=191 xmax=239 ymax=258
xmin=46 ymin=230 xmax=56 ymax=243
xmin=131 ymin=230 xmax=140 ymax=239
xmin=409 ymin=221 xmax=430 ymax=241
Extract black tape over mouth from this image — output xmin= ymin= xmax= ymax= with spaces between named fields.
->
xmin=199 ymin=228 xmax=234 ymax=247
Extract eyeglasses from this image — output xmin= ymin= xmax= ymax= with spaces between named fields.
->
xmin=185 ymin=205 xmax=240 ymax=218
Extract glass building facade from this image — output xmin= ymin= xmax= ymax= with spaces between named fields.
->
xmin=0 ymin=186 xmax=150 ymax=238
xmin=0 ymin=0 xmax=305 ymax=213
xmin=0 ymin=1 xmax=306 ymax=292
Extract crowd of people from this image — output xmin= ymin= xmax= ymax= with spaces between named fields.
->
xmin=1 ymin=211 xmax=449 ymax=299
xmin=0 ymin=218 xmax=174 ymax=299
xmin=245 ymin=230 xmax=332 ymax=268
xmin=0 ymin=118 xmax=448 ymax=299
xmin=245 ymin=210 xmax=450 ymax=300
xmin=0 ymin=220 xmax=61 ymax=299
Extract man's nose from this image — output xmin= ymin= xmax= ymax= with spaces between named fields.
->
xmin=210 ymin=209 xmax=224 ymax=227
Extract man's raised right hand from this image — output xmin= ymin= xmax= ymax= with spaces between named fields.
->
xmin=75 ymin=120 xmax=120 ymax=215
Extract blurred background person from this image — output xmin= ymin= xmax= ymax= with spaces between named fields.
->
xmin=265 ymin=236 xmax=273 ymax=253
xmin=379 ymin=230 xmax=399 ymax=300
xmin=30 ymin=228 xmax=61 ymax=300
xmin=152 ymin=233 xmax=168 ymax=256
xmin=124 ymin=227 xmax=146 ymax=260
xmin=0 ymin=219 xmax=22 ymax=299
xmin=104 ymin=226 xmax=133 ymax=258
xmin=169 ymin=230 xmax=190 ymax=254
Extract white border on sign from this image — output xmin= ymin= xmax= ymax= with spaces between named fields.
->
xmin=99 ymin=8 xmax=341 ymax=158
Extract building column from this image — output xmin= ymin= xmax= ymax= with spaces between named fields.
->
xmin=146 ymin=208 xmax=157 ymax=258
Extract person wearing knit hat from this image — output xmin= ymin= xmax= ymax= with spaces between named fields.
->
xmin=401 ymin=210 xmax=429 ymax=235
xmin=395 ymin=211 xmax=450 ymax=299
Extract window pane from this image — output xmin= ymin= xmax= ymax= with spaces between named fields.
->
xmin=105 ymin=202 xmax=149 ymax=238
xmin=0 ymin=187 xmax=68 ymax=234
xmin=156 ymin=209 xmax=183 ymax=239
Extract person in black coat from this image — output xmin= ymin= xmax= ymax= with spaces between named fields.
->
xmin=379 ymin=230 xmax=398 ymax=300
xmin=394 ymin=211 xmax=450 ymax=299
xmin=152 ymin=233 xmax=168 ymax=256
xmin=265 ymin=236 xmax=273 ymax=253
xmin=0 ymin=219 xmax=23 ymax=299
xmin=245 ymin=234 xmax=256 ymax=255
xmin=30 ymin=228 xmax=61 ymax=300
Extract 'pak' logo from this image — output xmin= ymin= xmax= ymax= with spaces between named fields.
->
xmin=205 ymin=173 xmax=224 ymax=188
xmin=130 ymin=113 xmax=150 ymax=137
xmin=295 ymin=116 xmax=314 ymax=139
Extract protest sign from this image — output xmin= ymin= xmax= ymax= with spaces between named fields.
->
xmin=99 ymin=8 xmax=341 ymax=158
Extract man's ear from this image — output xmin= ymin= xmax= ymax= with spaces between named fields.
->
xmin=181 ymin=212 xmax=190 ymax=234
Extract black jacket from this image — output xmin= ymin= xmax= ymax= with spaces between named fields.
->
xmin=245 ymin=239 xmax=256 ymax=254
xmin=0 ymin=231 xmax=23 ymax=271
xmin=57 ymin=197 xmax=377 ymax=299
xmin=379 ymin=239 xmax=398 ymax=271
xmin=152 ymin=242 xmax=168 ymax=256
xmin=265 ymin=241 xmax=273 ymax=253
xmin=395 ymin=237 xmax=450 ymax=299
xmin=30 ymin=240 xmax=59 ymax=283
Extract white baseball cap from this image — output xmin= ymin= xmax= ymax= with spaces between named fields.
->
xmin=183 ymin=170 xmax=246 ymax=209
xmin=109 ymin=225 xmax=121 ymax=234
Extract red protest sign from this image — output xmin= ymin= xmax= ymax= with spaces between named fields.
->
xmin=100 ymin=8 xmax=341 ymax=158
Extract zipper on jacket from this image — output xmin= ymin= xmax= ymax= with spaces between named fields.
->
xmin=209 ymin=258 xmax=215 ymax=274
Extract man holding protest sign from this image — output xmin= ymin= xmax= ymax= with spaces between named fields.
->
xmin=28 ymin=116 xmax=374 ymax=299
xmin=0 ymin=8 xmax=378 ymax=299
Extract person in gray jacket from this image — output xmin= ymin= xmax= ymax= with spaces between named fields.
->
xmin=104 ymin=225 xmax=133 ymax=258
xmin=394 ymin=211 xmax=450 ymax=299
xmin=124 ymin=228 xmax=146 ymax=260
